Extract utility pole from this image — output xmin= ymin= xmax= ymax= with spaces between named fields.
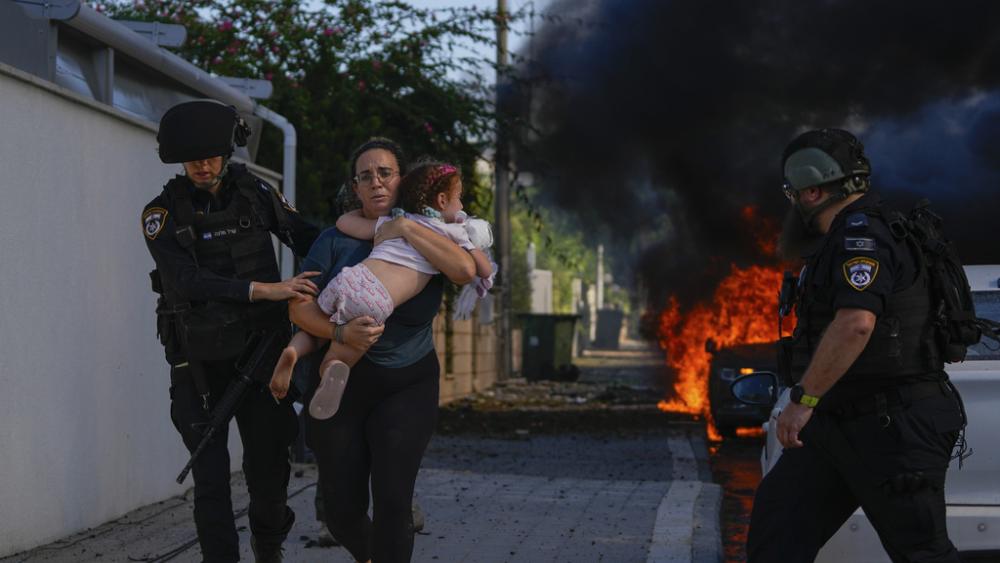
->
xmin=495 ymin=0 xmax=512 ymax=381
xmin=596 ymin=244 xmax=604 ymax=309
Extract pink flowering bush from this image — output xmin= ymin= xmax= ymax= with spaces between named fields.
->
xmin=96 ymin=0 xmax=501 ymax=221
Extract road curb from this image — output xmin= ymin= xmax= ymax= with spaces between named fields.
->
xmin=647 ymin=480 xmax=723 ymax=563
xmin=693 ymin=482 xmax=724 ymax=563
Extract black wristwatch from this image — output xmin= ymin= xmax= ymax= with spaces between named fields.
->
xmin=790 ymin=384 xmax=820 ymax=408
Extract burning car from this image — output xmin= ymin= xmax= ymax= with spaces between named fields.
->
xmin=706 ymin=339 xmax=776 ymax=438
xmin=734 ymin=264 xmax=1000 ymax=561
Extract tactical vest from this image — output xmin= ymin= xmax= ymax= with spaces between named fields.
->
xmin=784 ymin=209 xmax=942 ymax=383
xmin=159 ymin=165 xmax=289 ymax=360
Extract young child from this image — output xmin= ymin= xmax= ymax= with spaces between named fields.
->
xmin=269 ymin=162 xmax=494 ymax=419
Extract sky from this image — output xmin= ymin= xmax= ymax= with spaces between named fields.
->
xmin=307 ymin=0 xmax=546 ymax=79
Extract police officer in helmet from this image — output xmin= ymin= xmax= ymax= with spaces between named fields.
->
xmin=142 ymin=100 xmax=320 ymax=562
xmin=747 ymin=129 xmax=966 ymax=562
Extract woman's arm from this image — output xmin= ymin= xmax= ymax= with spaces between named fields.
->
xmin=469 ymin=249 xmax=493 ymax=279
xmin=288 ymin=297 xmax=335 ymax=340
xmin=288 ymin=296 xmax=385 ymax=348
xmin=335 ymin=209 xmax=378 ymax=240
xmin=376 ymin=217 xmax=476 ymax=284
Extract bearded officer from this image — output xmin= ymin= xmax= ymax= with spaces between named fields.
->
xmin=747 ymin=128 xmax=966 ymax=563
xmin=142 ymin=100 xmax=320 ymax=562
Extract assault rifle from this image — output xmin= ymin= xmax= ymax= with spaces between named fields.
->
xmin=976 ymin=317 xmax=1000 ymax=346
xmin=176 ymin=330 xmax=279 ymax=484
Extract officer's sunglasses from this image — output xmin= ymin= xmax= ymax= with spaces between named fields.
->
xmin=354 ymin=167 xmax=398 ymax=187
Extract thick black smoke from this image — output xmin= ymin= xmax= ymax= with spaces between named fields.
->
xmin=511 ymin=0 xmax=1000 ymax=310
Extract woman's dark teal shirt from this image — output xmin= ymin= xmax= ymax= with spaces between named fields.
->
xmin=300 ymin=227 xmax=443 ymax=368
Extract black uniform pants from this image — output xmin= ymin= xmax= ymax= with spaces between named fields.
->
xmin=305 ymin=350 xmax=440 ymax=563
xmin=170 ymin=357 xmax=298 ymax=563
xmin=748 ymin=387 xmax=965 ymax=563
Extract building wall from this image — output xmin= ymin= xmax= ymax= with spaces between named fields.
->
xmin=529 ymin=269 xmax=554 ymax=313
xmin=0 ymin=64 xmax=249 ymax=556
xmin=434 ymin=308 xmax=500 ymax=404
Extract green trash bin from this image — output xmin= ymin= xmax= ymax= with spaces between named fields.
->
xmin=594 ymin=308 xmax=624 ymax=349
xmin=518 ymin=313 xmax=579 ymax=381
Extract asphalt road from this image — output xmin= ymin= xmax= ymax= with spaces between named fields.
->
xmin=708 ymin=436 xmax=764 ymax=563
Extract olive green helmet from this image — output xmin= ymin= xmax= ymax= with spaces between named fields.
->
xmin=781 ymin=128 xmax=871 ymax=195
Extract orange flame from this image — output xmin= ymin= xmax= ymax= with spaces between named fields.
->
xmin=736 ymin=427 xmax=765 ymax=438
xmin=656 ymin=205 xmax=790 ymax=440
xmin=657 ymin=265 xmax=784 ymax=413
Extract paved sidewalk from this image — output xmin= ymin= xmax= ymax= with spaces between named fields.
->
xmin=3 ymin=347 xmax=723 ymax=563
xmin=3 ymin=462 xmax=720 ymax=563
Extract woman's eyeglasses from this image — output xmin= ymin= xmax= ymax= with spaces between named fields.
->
xmin=354 ymin=167 xmax=398 ymax=186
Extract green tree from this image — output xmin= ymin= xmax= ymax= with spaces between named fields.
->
xmin=509 ymin=184 xmax=596 ymax=315
xmin=96 ymin=0 xmax=500 ymax=224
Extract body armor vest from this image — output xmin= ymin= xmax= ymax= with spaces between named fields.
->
xmin=784 ymin=210 xmax=942 ymax=383
xmin=159 ymin=165 xmax=288 ymax=360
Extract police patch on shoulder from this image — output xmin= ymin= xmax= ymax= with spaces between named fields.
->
xmin=843 ymin=257 xmax=879 ymax=291
xmin=142 ymin=207 xmax=168 ymax=240
xmin=845 ymin=237 xmax=876 ymax=252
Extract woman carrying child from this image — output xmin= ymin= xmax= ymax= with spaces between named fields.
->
xmin=281 ymin=139 xmax=484 ymax=563
xmin=271 ymin=160 xmax=493 ymax=418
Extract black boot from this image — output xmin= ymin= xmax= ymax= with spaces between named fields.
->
xmin=250 ymin=536 xmax=283 ymax=563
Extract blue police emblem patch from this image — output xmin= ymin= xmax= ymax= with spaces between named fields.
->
xmin=843 ymin=257 xmax=879 ymax=291
xmin=143 ymin=207 xmax=167 ymax=240
xmin=845 ymin=237 xmax=876 ymax=252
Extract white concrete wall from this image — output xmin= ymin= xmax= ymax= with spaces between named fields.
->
xmin=0 ymin=64 xmax=247 ymax=556
xmin=529 ymin=269 xmax=553 ymax=313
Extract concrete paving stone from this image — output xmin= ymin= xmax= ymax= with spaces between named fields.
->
xmin=412 ymin=469 xmax=673 ymax=563
xmin=6 ymin=454 xmax=719 ymax=563
xmin=5 ymin=346 xmax=723 ymax=563
xmin=4 ymin=470 xmax=704 ymax=563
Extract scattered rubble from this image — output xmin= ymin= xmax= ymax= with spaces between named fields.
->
xmin=437 ymin=352 xmax=702 ymax=436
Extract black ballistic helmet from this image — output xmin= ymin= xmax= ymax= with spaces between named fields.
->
xmin=157 ymin=100 xmax=251 ymax=164
xmin=782 ymin=128 xmax=871 ymax=192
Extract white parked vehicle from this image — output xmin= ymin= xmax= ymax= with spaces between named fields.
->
xmin=743 ymin=265 xmax=1000 ymax=562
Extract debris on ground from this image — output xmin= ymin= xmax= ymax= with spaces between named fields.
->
xmin=438 ymin=349 xmax=703 ymax=436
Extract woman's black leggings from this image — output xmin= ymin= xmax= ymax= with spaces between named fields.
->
xmin=305 ymin=350 xmax=440 ymax=563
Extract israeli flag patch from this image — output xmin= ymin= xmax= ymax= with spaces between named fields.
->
xmin=845 ymin=237 xmax=876 ymax=252
xmin=843 ymin=257 xmax=879 ymax=291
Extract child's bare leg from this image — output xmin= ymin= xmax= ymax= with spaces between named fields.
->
xmin=310 ymin=338 xmax=364 ymax=420
xmin=319 ymin=341 xmax=365 ymax=371
xmin=270 ymin=331 xmax=323 ymax=400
